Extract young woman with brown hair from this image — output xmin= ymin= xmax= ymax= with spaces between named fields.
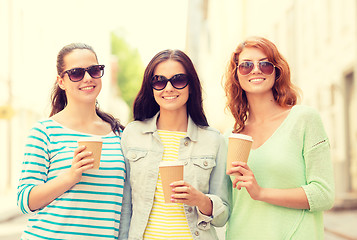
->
xmin=17 ymin=43 xmax=128 ymax=239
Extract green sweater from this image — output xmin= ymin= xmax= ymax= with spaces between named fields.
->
xmin=226 ymin=105 xmax=335 ymax=240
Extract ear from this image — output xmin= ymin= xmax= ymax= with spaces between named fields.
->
xmin=57 ymin=75 xmax=66 ymax=90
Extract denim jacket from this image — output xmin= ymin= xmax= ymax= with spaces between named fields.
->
xmin=118 ymin=112 xmax=231 ymax=240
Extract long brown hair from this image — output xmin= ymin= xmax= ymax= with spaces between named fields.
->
xmin=133 ymin=49 xmax=208 ymax=127
xmin=50 ymin=43 xmax=124 ymax=133
xmin=224 ymin=36 xmax=300 ymax=133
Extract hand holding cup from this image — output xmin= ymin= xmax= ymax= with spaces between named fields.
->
xmin=78 ymin=139 xmax=103 ymax=169
xmin=226 ymin=133 xmax=253 ymax=177
xmin=159 ymin=161 xmax=184 ymax=203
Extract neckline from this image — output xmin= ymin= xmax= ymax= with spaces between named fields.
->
xmin=157 ymin=129 xmax=187 ymax=134
xmin=49 ymin=118 xmax=114 ymax=137
xmin=251 ymin=105 xmax=296 ymax=151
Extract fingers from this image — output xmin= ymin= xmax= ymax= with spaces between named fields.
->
xmin=73 ymin=149 xmax=93 ymax=164
xmin=170 ymin=181 xmax=194 ymax=194
xmin=172 ymin=185 xmax=190 ymax=193
xmin=170 ymin=180 xmax=186 ymax=187
xmin=227 ymin=161 xmax=250 ymax=175
xmin=74 ymin=145 xmax=86 ymax=156
xmin=226 ymin=168 xmax=242 ymax=175
xmin=75 ymin=158 xmax=95 ymax=167
xmin=72 ymin=157 xmax=94 ymax=171
xmin=232 ymin=176 xmax=246 ymax=189
xmin=231 ymin=161 xmax=250 ymax=169
xmin=72 ymin=146 xmax=95 ymax=171
xmin=170 ymin=189 xmax=191 ymax=204
xmin=232 ymin=175 xmax=246 ymax=188
xmin=171 ymin=192 xmax=189 ymax=200
xmin=170 ymin=182 xmax=192 ymax=203
xmin=79 ymin=162 xmax=95 ymax=172
xmin=227 ymin=166 xmax=250 ymax=177
xmin=171 ymin=182 xmax=191 ymax=195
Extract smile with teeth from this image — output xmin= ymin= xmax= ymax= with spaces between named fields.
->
xmin=249 ymin=78 xmax=265 ymax=83
xmin=80 ymin=86 xmax=95 ymax=90
xmin=163 ymin=95 xmax=178 ymax=100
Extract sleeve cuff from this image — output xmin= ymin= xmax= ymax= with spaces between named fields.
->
xmin=196 ymin=206 xmax=213 ymax=230
xmin=20 ymin=185 xmax=36 ymax=214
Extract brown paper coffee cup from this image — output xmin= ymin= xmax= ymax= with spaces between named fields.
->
xmin=227 ymin=133 xmax=253 ymax=177
xmin=78 ymin=140 xmax=103 ymax=169
xmin=159 ymin=162 xmax=184 ymax=203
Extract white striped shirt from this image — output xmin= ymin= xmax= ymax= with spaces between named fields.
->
xmin=17 ymin=119 xmax=125 ymax=239
xmin=143 ymin=130 xmax=193 ymax=239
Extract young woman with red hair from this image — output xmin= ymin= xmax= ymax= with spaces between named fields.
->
xmin=224 ymin=36 xmax=334 ymax=239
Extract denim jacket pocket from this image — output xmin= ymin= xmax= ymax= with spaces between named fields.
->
xmin=192 ymin=156 xmax=216 ymax=169
xmin=126 ymin=149 xmax=147 ymax=162
xmin=191 ymin=156 xmax=216 ymax=193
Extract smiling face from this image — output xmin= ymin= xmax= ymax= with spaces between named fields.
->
xmin=152 ymin=60 xmax=189 ymax=115
xmin=237 ymin=47 xmax=276 ymax=96
xmin=57 ymin=49 xmax=102 ymax=105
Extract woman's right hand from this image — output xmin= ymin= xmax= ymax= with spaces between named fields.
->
xmin=228 ymin=161 xmax=263 ymax=201
xmin=28 ymin=145 xmax=95 ymax=211
xmin=65 ymin=145 xmax=95 ymax=186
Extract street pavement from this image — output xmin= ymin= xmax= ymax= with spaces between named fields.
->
xmin=1 ymin=191 xmax=356 ymax=240
xmin=0 ymin=210 xmax=356 ymax=239
xmin=324 ymin=209 xmax=357 ymax=240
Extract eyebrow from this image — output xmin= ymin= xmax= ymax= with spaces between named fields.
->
xmin=241 ymin=57 xmax=269 ymax=62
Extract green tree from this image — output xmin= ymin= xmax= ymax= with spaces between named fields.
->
xmin=111 ymin=32 xmax=144 ymax=115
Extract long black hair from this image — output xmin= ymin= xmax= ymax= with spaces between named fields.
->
xmin=133 ymin=49 xmax=208 ymax=127
xmin=50 ymin=43 xmax=124 ymax=133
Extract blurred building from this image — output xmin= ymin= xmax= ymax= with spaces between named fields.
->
xmin=186 ymin=0 xmax=357 ymax=208
xmin=0 ymin=0 xmax=128 ymax=207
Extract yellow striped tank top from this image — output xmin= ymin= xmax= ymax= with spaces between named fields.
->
xmin=143 ymin=130 xmax=193 ymax=239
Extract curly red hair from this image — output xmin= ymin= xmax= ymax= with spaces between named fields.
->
xmin=224 ymin=36 xmax=300 ymax=133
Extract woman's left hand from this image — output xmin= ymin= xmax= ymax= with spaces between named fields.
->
xmin=229 ymin=161 xmax=263 ymax=201
xmin=170 ymin=180 xmax=212 ymax=215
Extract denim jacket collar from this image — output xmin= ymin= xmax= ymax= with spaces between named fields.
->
xmin=142 ymin=111 xmax=198 ymax=142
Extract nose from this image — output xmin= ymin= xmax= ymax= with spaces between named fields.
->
xmin=163 ymin=81 xmax=175 ymax=91
xmin=251 ymin=62 xmax=262 ymax=74
xmin=82 ymin=71 xmax=92 ymax=82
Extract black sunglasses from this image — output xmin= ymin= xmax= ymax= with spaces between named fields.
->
xmin=237 ymin=61 xmax=275 ymax=76
xmin=61 ymin=65 xmax=105 ymax=82
xmin=151 ymin=74 xmax=189 ymax=90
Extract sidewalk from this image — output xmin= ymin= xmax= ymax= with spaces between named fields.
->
xmin=0 ymin=191 xmax=22 ymax=223
xmin=0 ymin=191 xmax=25 ymax=239
xmin=324 ymin=209 xmax=357 ymax=240
xmin=1 ymin=191 xmax=357 ymax=239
